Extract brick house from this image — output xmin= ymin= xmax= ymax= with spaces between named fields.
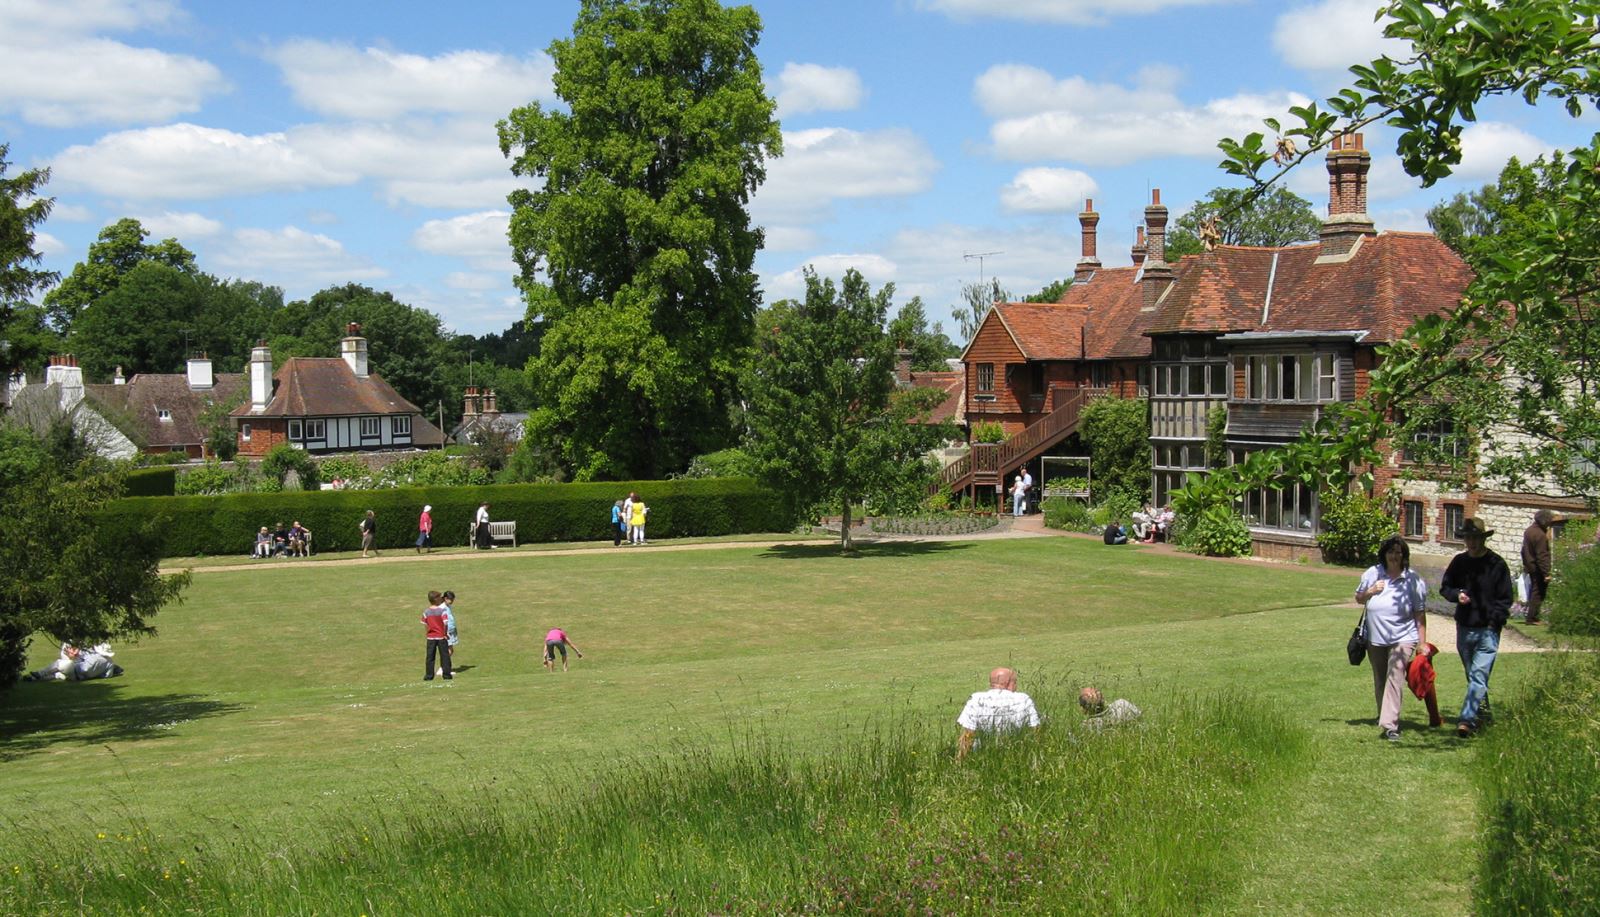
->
xmin=83 ymin=357 xmax=247 ymax=459
xmin=230 ymin=325 xmax=445 ymax=456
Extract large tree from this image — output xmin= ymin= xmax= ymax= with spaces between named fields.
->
xmin=497 ymin=0 xmax=782 ymax=480
xmin=1206 ymin=0 xmax=1600 ymax=504
xmin=43 ymin=218 xmax=197 ymax=334
xmin=744 ymin=269 xmax=954 ymax=551
xmin=1165 ymin=186 xmax=1323 ymax=260
xmin=0 ymin=394 xmax=188 ymax=691
xmin=952 ymin=278 xmax=1011 ymax=346
xmin=887 ymin=296 xmax=960 ymax=372
xmin=0 ymin=144 xmax=58 ymax=374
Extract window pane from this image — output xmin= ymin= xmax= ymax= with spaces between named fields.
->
xmin=1280 ymin=356 xmax=1297 ymax=401
xmin=1298 ymin=356 xmax=1315 ymax=400
xmin=1264 ymin=489 xmax=1281 ymax=527
xmin=1189 ymin=364 xmax=1205 ymax=395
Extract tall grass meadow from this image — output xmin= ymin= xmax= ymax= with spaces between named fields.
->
xmin=10 ymin=684 xmax=1306 ymax=915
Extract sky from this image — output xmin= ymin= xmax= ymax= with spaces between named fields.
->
xmin=3 ymin=0 xmax=1593 ymax=339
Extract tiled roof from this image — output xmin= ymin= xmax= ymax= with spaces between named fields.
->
xmin=1145 ymin=232 xmax=1471 ymax=339
xmin=232 ymin=358 xmax=423 ymax=418
xmin=907 ymin=370 xmax=963 ymax=423
xmin=84 ymin=373 xmax=247 ymax=449
xmin=993 ymin=264 xmax=1154 ymax=361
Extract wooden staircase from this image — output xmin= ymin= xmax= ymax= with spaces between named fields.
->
xmin=937 ymin=387 xmax=1109 ymax=496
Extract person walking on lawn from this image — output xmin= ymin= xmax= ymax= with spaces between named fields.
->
xmin=1356 ymin=535 xmax=1430 ymax=741
xmin=1520 ymin=509 xmax=1554 ymax=625
xmin=1441 ymin=518 xmax=1514 ymax=737
xmin=360 ymin=510 xmax=378 ymax=558
xmin=416 ymin=504 xmax=433 ymax=554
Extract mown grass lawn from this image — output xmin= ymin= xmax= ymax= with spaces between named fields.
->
xmin=1 ymin=536 xmax=1532 ymax=913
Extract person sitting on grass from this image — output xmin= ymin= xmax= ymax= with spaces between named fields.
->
xmin=542 ymin=627 xmax=584 ymax=672
xmin=1079 ymin=686 xmax=1141 ymax=729
xmin=1103 ymin=520 xmax=1128 ymax=545
xmin=24 ymin=643 xmax=123 ymax=681
xmin=956 ymin=666 xmax=1040 ymax=759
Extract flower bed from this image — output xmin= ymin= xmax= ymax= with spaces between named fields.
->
xmin=869 ymin=513 xmax=1000 ymax=536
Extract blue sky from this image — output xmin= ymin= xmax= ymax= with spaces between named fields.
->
xmin=3 ymin=0 xmax=1592 ymax=338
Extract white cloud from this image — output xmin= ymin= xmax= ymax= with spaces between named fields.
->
xmin=1370 ymin=207 xmax=1431 ymax=233
xmin=444 ymin=271 xmax=506 ymax=291
xmin=1000 ymin=167 xmax=1099 ymax=214
xmin=976 ymin=64 xmax=1308 ymax=164
xmin=288 ymin=119 xmax=526 ymax=208
xmin=775 ymin=63 xmax=865 ymax=116
xmin=916 ymin=0 xmax=1233 ymax=26
xmin=411 ymin=211 xmax=514 ymax=272
xmin=760 ymin=225 xmax=820 ymax=252
xmin=1273 ymin=0 xmax=1410 ymax=73
xmin=266 ymin=40 xmax=555 ymax=119
xmin=44 ymin=202 xmax=95 ymax=222
xmin=135 ymin=210 xmax=223 ymax=239
xmin=0 ymin=1 xmax=227 ymax=127
xmin=754 ymin=127 xmax=939 ymax=223
xmin=51 ymin=124 xmax=357 ymax=199
xmin=211 ymin=226 xmax=386 ymax=287
xmin=34 ymin=231 xmax=66 ymax=256
xmin=1456 ymin=123 xmax=1553 ymax=180
xmin=764 ymin=253 xmax=901 ymax=302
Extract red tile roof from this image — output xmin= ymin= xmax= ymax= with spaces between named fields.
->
xmin=84 ymin=373 xmax=246 ymax=449
xmin=230 ymin=357 xmax=447 ymax=446
xmin=1145 ymin=232 xmax=1471 ymax=339
xmin=907 ymin=369 xmax=963 ymax=423
xmin=992 ymin=264 xmax=1154 ymax=361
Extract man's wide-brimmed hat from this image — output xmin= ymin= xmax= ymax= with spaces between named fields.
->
xmin=1456 ymin=518 xmax=1494 ymax=539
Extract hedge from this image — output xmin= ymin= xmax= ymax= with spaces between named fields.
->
xmin=124 ymin=466 xmax=177 ymax=497
xmin=98 ymin=478 xmax=795 ymax=558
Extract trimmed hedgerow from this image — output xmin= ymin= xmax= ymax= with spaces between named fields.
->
xmin=123 ymin=466 xmax=177 ymax=497
xmin=97 ymin=478 xmax=794 ymax=557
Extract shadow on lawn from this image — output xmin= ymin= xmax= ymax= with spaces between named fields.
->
xmin=758 ymin=540 xmax=976 ymax=560
xmin=0 ymin=683 xmax=242 ymax=761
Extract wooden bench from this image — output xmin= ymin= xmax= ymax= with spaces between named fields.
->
xmin=471 ymin=520 xmax=517 ymax=547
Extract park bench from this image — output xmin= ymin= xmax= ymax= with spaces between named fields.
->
xmin=471 ymin=520 xmax=517 ymax=547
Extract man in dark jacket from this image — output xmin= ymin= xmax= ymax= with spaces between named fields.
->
xmin=1520 ymin=509 xmax=1554 ymax=625
xmin=1440 ymin=518 xmax=1515 ymax=737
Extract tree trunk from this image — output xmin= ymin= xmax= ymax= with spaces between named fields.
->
xmin=839 ymin=500 xmax=852 ymax=551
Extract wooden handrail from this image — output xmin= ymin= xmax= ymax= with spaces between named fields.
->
xmin=935 ymin=387 xmax=1113 ymax=494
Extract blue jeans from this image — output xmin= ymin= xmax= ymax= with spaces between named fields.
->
xmin=1456 ymin=626 xmax=1499 ymax=726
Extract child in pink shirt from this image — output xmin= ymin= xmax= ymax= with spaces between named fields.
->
xmin=542 ymin=628 xmax=584 ymax=672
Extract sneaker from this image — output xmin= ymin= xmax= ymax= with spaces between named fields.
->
xmin=1382 ymin=729 xmax=1400 ymax=742
xmin=1456 ymin=723 xmax=1474 ymax=738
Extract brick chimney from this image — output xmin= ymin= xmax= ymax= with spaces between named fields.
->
xmin=248 ymin=342 xmax=273 ymax=413
xmin=1074 ymin=199 xmax=1101 ymax=282
xmin=340 ymin=322 xmax=369 ymax=378
xmin=1131 ymin=225 xmax=1146 ymax=267
xmin=186 ymin=354 xmax=214 ymax=390
xmin=463 ymin=385 xmax=481 ymax=419
xmin=1141 ymin=189 xmax=1174 ymax=310
xmin=483 ymin=389 xmax=499 ymax=414
xmin=1320 ymin=132 xmax=1377 ymax=257
xmin=895 ymin=348 xmax=913 ymax=386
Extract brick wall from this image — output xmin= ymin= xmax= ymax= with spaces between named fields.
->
xmin=236 ymin=419 xmax=288 ymax=456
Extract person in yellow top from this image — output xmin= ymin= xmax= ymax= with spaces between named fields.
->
xmin=628 ymin=498 xmax=649 ymax=545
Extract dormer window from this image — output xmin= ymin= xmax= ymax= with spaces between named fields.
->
xmin=156 ymin=408 xmax=172 ymax=422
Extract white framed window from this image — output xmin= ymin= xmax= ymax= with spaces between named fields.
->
xmin=360 ymin=416 xmax=381 ymax=438
xmin=240 ymin=423 xmax=252 ymax=441
xmin=156 ymin=408 xmax=172 ymax=422
xmin=288 ymin=419 xmax=302 ymax=440
xmin=1241 ymin=353 xmax=1339 ymax=403
xmin=391 ymin=415 xmax=411 ymax=436
xmin=306 ymin=419 xmax=326 ymax=440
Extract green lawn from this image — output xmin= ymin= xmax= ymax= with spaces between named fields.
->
xmin=1 ymin=537 xmax=1530 ymax=913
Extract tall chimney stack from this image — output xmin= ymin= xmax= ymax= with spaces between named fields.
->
xmin=1074 ymin=199 xmax=1101 ymax=283
xmin=1320 ymin=132 xmax=1376 ymax=257
xmin=249 ymin=342 xmax=273 ymax=413
xmin=1131 ymin=225 xmax=1146 ymax=267
xmin=340 ymin=322 xmax=369 ymax=378
xmin=1141 ymin=189 xmax=1174 ymax=310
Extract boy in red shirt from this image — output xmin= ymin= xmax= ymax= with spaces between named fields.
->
xmin=422 ymin=591 xmax=452 ymax=681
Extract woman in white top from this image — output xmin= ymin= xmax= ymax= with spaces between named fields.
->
xmin=1355 ymin=534 xmax=1430 ymax=741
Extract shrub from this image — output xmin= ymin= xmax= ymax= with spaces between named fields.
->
xmin=370 ymin=452 xmax=491 ymax=488
xmin=1097 ymin=490 xmax=1141 ymax=527
xmin=1475 ymin=651 xmax=1600 ymax=913
xmin=134 ymin=451 xmax=190 ymax=466
xmin=175 ymin=459 xmax=258 ymax=496
xmin=677 ymin=448 xmax=756 ymax=479
xmin=260 ymin=444 xmax=320 ymax=491
xmin=971 ymin=421 xmax=1006 ymax=444
xmin=97 ymin=478 xmax=794 ymax=557
xmin=316 ymin=456 xmax=372 ymax=488
xmin=1316 ymin=491 xmax=1396 ymax=566
xmin=1185 ymin=503 xmax=1253 ymax=557
xmin=123 ymin=466 xmax=176 ymax=497
xmin=1042 ymin=496 xmax=1092 ymax=532
xmin=1079 ymin=396 xmax=1150 ymax=503
xmin=1548 ymin=542 xmax=1600 ymax=636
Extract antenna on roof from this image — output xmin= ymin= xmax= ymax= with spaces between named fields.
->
xmin=963 ymin=251 xmax=1004 ymax=299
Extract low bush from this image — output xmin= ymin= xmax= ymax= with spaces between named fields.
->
xmin=1184 ymin=504 xmax=1252 ymax=557
xmin=1475 ymin=651 xmax=1600 ymax=913
xmin=869 ymin=512 xmax=999 ymax=536
xmin=122 ymin=466 xmax=176 ymax=497
xmin=1548 ymin=542 xmax=1600 ymax=636
xmin=98 ymin=478 xmax=794 ymax=557
xmin=134 ymin=451 xmax=190 ymax=466
xmin=1315 ymin=491 xmax=1396 ymax=566
xmin=677 ymin=447 xmax=756 ymax=479
xmin=259 ymin=444 xmax=320 ymax=491
xmin=971 ymin=421 xmax=1006 ymax=444
xmin=1042 ymin=496 xmax=1093 ymax=532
